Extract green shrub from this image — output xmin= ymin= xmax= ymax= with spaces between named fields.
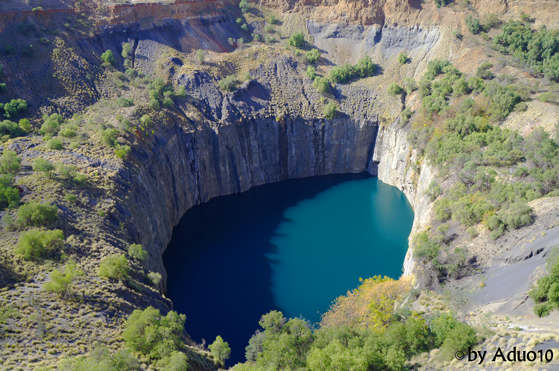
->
xmin=40 ymin=113 xmax=64 ymax=136
xmin=404 ymin=77 xmax=417 ymax=94
xmin=115 ymin=145 xmax=131 ymax=159
xmin=59 ymin=126 xmax=77 ymax=138
xmin=65 ymin=193 xmax=78 ymax=203
xmin=15 ymin=228 xmax=65 ymax=261
xmin=148 ymin=272 xmax=162 ymax=287
xmin=122 ymin=42 xmax=131 ymax=59
xmin=313 ymin=77 xmax=330 ymax=94
xmin=210 ymin=336 xmax=231 ymax=366
xmin=101 ymin=50 xmax=116 ymax=65
xmin=328 ymin=64 xmax=354 ymax=84
xmin=239 ymin=0 xmax=249 ymax=13
xmin=476 ymin=63 xmax=494 ymax=80
xmin=196 ymin=49 xmax=205 ymax=64
xmin=101 ymin=128 xmax=117 ymax=147
xmin=398 ymin=52 xmax=408 ymax=64
xmin=0 ymin=150 xmax=21 ymax=174
xmin=425 ymin=180 xmax=442 ymax=201
xmin=306 ymin=66 xmax=316 ymax=80
xmin=1 ymin=99 xmax=28 ymax=119
xmin=46 ymin=138 xmax=63 ymax=150
xmin=0 ymin=120 xmax=24 ymax=138
xmin=17 ymin=201 xmax=58 ymax=227
xmin=268 ymin=14 xmax=278 ymax=24
xmin=306 ymin=49 xmax=321 ymax=64
xmin=60 ymin=343 xmax=139 ymax=371
xmin=0 ymin=174 xmax=19 ymax=208
xmin=219 ymin=75 xmax=238 ymax=91
xmin=99 ymin=254 xmax=129 ymax=281
xmin=241 ymin=23 xmax=249 ymax=32
xmin=466 ymin=15 xmax=482 ymax=34
xmin=537 ymin=92 xmax=558 ymax=103
xmin=122 ymin=306 xmax=186 ymax=359
xmin=17 ymin=119 xmax=31 ymax=133
xmin=117 ymin=97 xmax=134 ymax=107
xmin=129 ymin=243 xmax=148 ymax=262
xmin=287 ymin=32 xmax=305 ymax=48
xmin=388 ymin=83 xmax=404 ymax=95
xmin=412 ymin=232 xmax=441 ymax=261
xmin=43 ymin=261 xmax=84 ymax=298
xmin=155 ymin=351 xmax=188 ymax=371
xmin=264 ymin=25 xmax=275 ymax=33
xmin=434 ymin=0 xmax=451 ymax=7
xmin=324 ymin=103 xmax=337 ymax=120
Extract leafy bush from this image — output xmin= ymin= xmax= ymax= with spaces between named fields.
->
xmin=17 ymin=201 xmax=58 ymax=227
xmin=210 ymin=336 xmax=231 ymax=366
xmin=388 ymin=83 xmax=403 ymax=95
xmin=65 ymin=193 xmax=78 ymax=203
xmin=306 ymin=49 xmax=321 ymax=64
xmin=196 ymin=49 xmax=205 ymax=64
xmin=117 ymin=97 xmax=134 ymax=107
xmin=425 ymin=180 xmax=442 ymax=201
xmin=99 ymin=254 xmax=129 ymax=281
xmin=0 ymin=120 xmax=25 ymax=139
xmin=431 ymin=313 xmax=478 ymax=360
xmin=398 ymin=52 xmax=408 ymax=64
xmin=122 ymin=306 xmax=186 ymax=360
xmin=115 ymin=145 xmax=131 ymax=159
xmin=0 ymin=150 xmax=21 ymax=174
xmin=148 ymin=272 xmax=162 ymax=286
xmin=46 ymin=138 xmax=63 ymax=150
xmin=476 ymin=62 xmax=494 ymax=80
xmin=466 ymin=15 xmax=482 ymax=34
xmin=219 ymin=75 xmax=238 ymax=91
xmin=313 ymin=77 xmax=330 ymax=94
xmin=0 ymin=174 xmax=19 ymax=208
xmin=287 ymin=32 xmax=305 ymax=48
xmin=404 ymin=77 xmax=417 ymax=94
xmin=306 ymin=66 xmax=316 ymax=80
xmin=15 ymin=228 xmax=65 ymax=261
xmin=60 ymin=342 xmax=139 ymax=371
xmin=324 ymin=103 xmax=337 ymax=120
xmin=155 ymin=351 xmax=188 ymax=371
xmin=412 ymin=232 xmax=441 ymax=261
xmin=101 ymin=128 xmax=117 ymax=147
xmin=239 ymin=0 xmax=249 ymax=13
xmin=101 ymin=50 xmax=116 ymax=65
xmin=434 ymin=0 xmax=451 ymax=7
xmin=40 ymin=113 xmax=64 ymax=136
xmin=43 ymin=261 xmax=84 ymax=298
xmin=0 ymin=99 xmax=28 ymax=119
xmin=129 ymin=243 xmax=148 ymax=262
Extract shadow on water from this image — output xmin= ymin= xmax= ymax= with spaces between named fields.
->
xmin=163 ymin=173 xmax=372 ymax=365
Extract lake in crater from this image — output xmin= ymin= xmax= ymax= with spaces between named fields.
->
xmin=163 ymin=173 xmax=414 ymax=365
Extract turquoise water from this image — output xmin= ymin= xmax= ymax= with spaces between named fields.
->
xmin=268 ymin=177 xmax=414 ymax=322
xmin=163 ymin=174 xmax=414 ymax=365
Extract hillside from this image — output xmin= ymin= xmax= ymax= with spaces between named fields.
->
xmin=1 ymin=0 xmax=559 ymax=370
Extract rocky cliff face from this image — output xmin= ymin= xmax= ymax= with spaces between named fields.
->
xmin=124 ymin=57 xmax=382 ymax=286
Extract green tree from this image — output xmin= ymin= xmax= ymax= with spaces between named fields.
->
xmin=306 ymin=49 xmax=321 ymax=64
xmin=60 ymin=342 xmax=139 ymax=371
xmin=40 ymin=113 xmax=64 ymax=136
xmin=99 ymin=254 xmax=129 ymax=281
xmin=122 ymin=43 xmax=131 ymax=59
xmin=388 ymin=83 xmax=404 ymax=95
xmin=287 ymin=32 xmax=305 ymax=48
xmin=16 ymin=201 xmax=58 ymax=227
xmin=209 ymin=336 xmax=231 ymax=366
xmin=101 ymin=50 xmax=116 ymax=65
xmin=0 ymin=174 xmax=19 ymax=208
xmin=156 ymin=351 xmax=188 ymax=371
xmin=324 ymin=102 xmax=337 ymax=120
xmin=122 ymin=306 xmax=186 ymax=360
xmin=241 ymin=23 xmax=249 ymax=32
xmin=313 ymin=77 xmax=330 ymax=94
xmin=306 ymin=66 xmax=316 ymax=80
xmin=196 ymin=49 xmax=205 ymax=64
xmin=466 ymin=15 xmax=482 ymax=34
xmin=15 ymin=228 xmax=65 ymax=261
xmin=239 ymin=0 xmax=249 ymax=13
xmin=148 ymin=272 xmax=162 ymax=286
xmin=129 ymin=243 xmax=148 ymax=262
xmin=18 ymin=118 xmax=31 ymax=132
xmin=219 ymin=75 xmax=239 ymax=91
xmin=0 ymin=150 xmax=21 ymax=174
xmin=115 ymin=145 xmax=132 ymax=159
xmin=398 ymin=52 xmax=408 ymax=65
xmin=46 ymin=138 xmax=63 ymax=150
xmin=43 ymin=261 xmax=84 ymax=298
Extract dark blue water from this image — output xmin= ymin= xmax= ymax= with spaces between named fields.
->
xmin=163 ymin=174 xmax=414 ymax=365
